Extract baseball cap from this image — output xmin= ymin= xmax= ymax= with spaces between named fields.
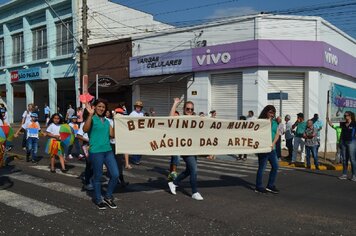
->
xmin=115 ymin=108 xmax=125 ymax=114
xmin=297 ymin=113 xmax=304 ymax=118
xmin=71 ymin=116 xmax=78 ymax=119
xmin=30 ymin=113 xmax=38 ymax=118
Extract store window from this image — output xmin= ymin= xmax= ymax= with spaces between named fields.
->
xmin=32 ymin=26 xmax=47 ymax=60
xmin=56 ymin=21 xmax=73 ymax=56
xmin=12 ymin=33 xmax=24 ymax=64
xmin=0 ymin=38 xmax=4 ymax=67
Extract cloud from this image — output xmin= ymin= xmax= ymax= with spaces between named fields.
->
xmin=209 ymin=6 xmax=258 ymax=19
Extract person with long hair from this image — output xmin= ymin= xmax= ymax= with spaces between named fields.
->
xmin=168 ymin=98 xmax=203 ymax=200
xmin=83 ymin=99 xmax=119 ymax=210
xmin=45 ymin=113 xmax=67 ymax=173
xmin=255 ymin=105 xmax=280 ymax=194
xmin=338 ymin=111 xmax=356 ymax=181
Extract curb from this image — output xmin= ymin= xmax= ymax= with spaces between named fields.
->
xmin=279 ymin=160 xmax=343 ymax=171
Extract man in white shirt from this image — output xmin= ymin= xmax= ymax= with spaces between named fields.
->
xmin=246 ymin=110 xmax=257 ymax=120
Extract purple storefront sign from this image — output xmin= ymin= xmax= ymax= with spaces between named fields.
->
xmin=130 ymin=40 xmax=356 ymax=78
xmin=130 ymin=50 xmax=192 ymax=78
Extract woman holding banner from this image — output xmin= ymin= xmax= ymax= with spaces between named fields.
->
xmin=168 ymin=98 xmax=204 ymax=201
xmin=255 ymin=105 xmax=280 ymax=194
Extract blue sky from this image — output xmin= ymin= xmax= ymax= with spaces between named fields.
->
xmin=0 ymin=0 xmax=355 ymax=38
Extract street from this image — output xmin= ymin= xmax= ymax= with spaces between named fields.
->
xmin=0 ymin=136 xmax=356 ymax=236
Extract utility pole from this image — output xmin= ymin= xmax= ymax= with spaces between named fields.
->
xmin=81 ymin=0 xmax=89 ymax=94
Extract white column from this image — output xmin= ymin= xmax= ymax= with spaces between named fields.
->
xmin=25 ymin=82 xmax=34 ymax=105
xmin=305 ymin=71 xmax=320 ymax=118
xmin=48 ymin=62 xmax=57 ymax=114
xmin=242 ymin=69 xmax=268 ymax=116
xmin=187 ymin=72 xmax=209 ymax=114
xmin=5 ymin=70 xmax=14 ymax=123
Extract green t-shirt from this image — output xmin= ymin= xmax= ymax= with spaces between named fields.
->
xmin=295 ymin=121 xmax=307 ymax=137
xmin=88 ymin=115 xmax=112 ymax=153
xmin=332 ymin=125 xmax=342 ymax=144
xmin=271 ymin=119 xmax=278 ymax=149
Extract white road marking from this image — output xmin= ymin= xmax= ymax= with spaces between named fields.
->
xmin=0 ymin=190 xmax=65 ymax=217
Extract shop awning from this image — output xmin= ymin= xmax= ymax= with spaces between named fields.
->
xmin=116 ymin=73 xmax=193 ymax=86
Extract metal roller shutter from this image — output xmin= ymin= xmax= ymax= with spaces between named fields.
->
xmin=268 ymin=72 xmax=305 ymax=121
xmin=140 ymin=80 xmax=187 ymax=116
xmin=211 ymin=72 xmax=243 ymax=120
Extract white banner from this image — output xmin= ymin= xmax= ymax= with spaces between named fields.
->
xmin=114 ymin=116 xmax=272 ymax=156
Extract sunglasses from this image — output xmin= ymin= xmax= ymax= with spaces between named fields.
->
xmin=344 ymin=114 xmax=350 ymax=117
xmin=185 ymin=107 xmax=194 ymax=112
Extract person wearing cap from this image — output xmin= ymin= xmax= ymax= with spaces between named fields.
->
xmin=15 ymin=113 xmax=41 ymax=163
xmin=284 ymin=114 xmax=294 ymax=160
xmin=291 ymin=113 xmax=307 ymax=164
xmin=129 ymin=100 xmax=144 ymax=165
xmin=67 ymin=116 xmax=84 ymax=160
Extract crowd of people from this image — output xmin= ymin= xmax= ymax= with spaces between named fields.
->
xmin=0 ymin=98 xmax=355 ymax=210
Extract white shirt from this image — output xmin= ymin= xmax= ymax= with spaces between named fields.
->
xmin=246 ymin=116 xmax=257 ymax=121
xmin=285 ymin=120 xmax=294 ymax=140
xmin=278 ymin=123 xmax=284 ymax=136
xmin=22 ymin=110 xmax=32 ymax=125
xmin=105 ymin=117 xmax=115 ymax=144
xmin=77 ymin=122 xmax=89 ymax=140
xmin=46 ymin=123 xmax=60 ymax=136
xmin=129 ymin=110 xmax=144 ymax=117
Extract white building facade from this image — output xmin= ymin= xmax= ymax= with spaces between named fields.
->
xmin=129 ymin=14 xmax=356 ymax=152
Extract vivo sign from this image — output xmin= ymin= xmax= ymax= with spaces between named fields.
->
xmin=196 ymin=49 xmax=231 ymax=65
xmin=324 ymin=48 xmax=338 ymax=66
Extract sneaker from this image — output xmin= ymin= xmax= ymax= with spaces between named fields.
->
xmin=50 ymin=169 xmax=56 ymax=173
xmin=103 ymin=198 xmax=117 ymax=209
xmin=96 ymin=201 xmax=107 ymax=210
xmin=192 ymin=192 xmax=204 ymax=201
xmin=254 ymin=188 xmax=268 ymax=194
xmin=168 ymin=182 xmax=177 ymax=195
xmin=338 ymin=174 xmax=347 ymax=180
xmin=266 ymin=186 xmax=280 ymax=194
xmin=31 ymin=160 xmax=38 ymax=164
xmin=168 ymin=171 xmax=178 ymax=181
xmin=67 ymin=154 xmax=73 ymax=160
xmin=61 ymin=169 xmax=68 ymax=173
xmin=351 ymin=176 xmax=356 ymax=182
xmin=84 ymin=183 xmax=94 ymax=191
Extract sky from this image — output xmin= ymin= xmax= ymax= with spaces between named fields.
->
xmin=0 ymin=0 xmax=355 ymax=38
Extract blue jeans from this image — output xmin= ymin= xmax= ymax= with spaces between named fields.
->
xmin=170 ymin=155 xmax=180 ymax=166
xmin=26 ymin=137 xmax=38 ymax=161
xmin=292 ymin=136 xmax=304 ymax=162
xmin=89 ymin=151 xmax=119 ymax=204
xmin=256 ymin=150 xmax=279 ymax=190
xmin=130 ymin=155 xmax=142 ymax=164
xmin=173 ymin=156 xmax=198 ymax=194
xmin=340 ymin=140 xmax=356 ymax=176
xmin=67 ymin=138 xmax=81 ymax=156
xmin=305 ymin=145 xmax=319 ymax=168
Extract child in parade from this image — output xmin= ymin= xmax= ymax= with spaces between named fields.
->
xmin=168 ymin=110 xmax=180 ymax=181
xmin=15 ymin=113 xmax=41 ymax=163
xmin=45 ymin=113 xmax=67 ymax=173
xmin=77 ymin=110 xmax=93 ymax=191
xmin=67 ymin=116 xmax=84 ymax=160
xmin=106 ymin=110 xmax=129 ymax=188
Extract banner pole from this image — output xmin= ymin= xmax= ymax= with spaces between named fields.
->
xmin=323 ymin=90 xmax=330 ymax=162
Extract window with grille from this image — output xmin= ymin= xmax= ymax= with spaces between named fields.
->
xmin=12 ymin=33 xmax=24 ymax=64
xmin=32 ymin=26 xmax=47 ymax=60
xmin=56 ymin=21 xmax=73 ymax=56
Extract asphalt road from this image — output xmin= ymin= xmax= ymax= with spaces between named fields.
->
xmin=0 ymin=135 xmax=355 ymax=235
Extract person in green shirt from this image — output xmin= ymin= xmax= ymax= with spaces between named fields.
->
xmin=327 ymin=117 xmax=343 ymax=163
xmin=291 ymin=113 xmax=307 ymax=164
xmin=83 ymin=99 xmax=119 ymax=210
